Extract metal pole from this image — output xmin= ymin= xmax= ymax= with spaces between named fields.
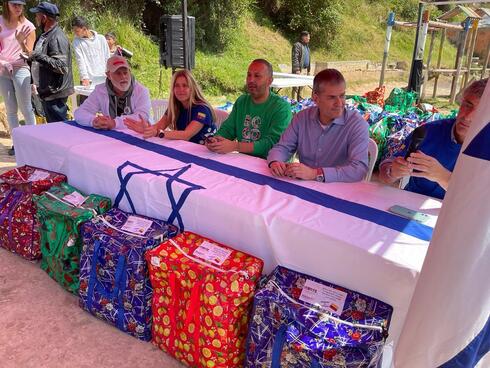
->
xmin=450 ymin=19 xmax=470 ymax=104
xmin=408 ymin=2 xmax=424 ymax=91
xmin=432 ymin=28 xmax=446 ymax=99
xmin=380 ymin=12 xmax=395 ymax=88
xmin=462 ymin=19 xmax=478 ymax=89
xmin=182 ymin=0 xmax=188 ymax=70
xmin=421 ymin=29 xmax=436 ymax=101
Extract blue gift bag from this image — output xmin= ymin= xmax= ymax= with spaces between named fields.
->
xmin=245 ymin=266 xmax=393 ymax=368
xmin=79 ymin=208 xmax=178 ymax=340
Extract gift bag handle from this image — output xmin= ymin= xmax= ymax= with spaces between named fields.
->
xmin=0 ymin=190 xmax=24 ymax=244
xmin=271 ymin=324 xmax=320 ymax=368
xmin=86 ymin=240 xmax=127 ymax=330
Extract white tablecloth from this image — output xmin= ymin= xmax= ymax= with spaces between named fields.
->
xmin=13 ymin=122 xmax=442 ymax=361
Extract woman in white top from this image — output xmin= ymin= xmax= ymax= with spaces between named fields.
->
xmin=0 ymin=0 xmax=36 ymax=155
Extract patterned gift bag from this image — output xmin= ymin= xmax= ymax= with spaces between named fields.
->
xmin=79 ymin=208 xmax=178 ymax=341
xmin=0 ymin=165 xmax=66 ymax=195
xmin=0 ymin=185 xmax=41 ymax=260
xmin=146 ymin=231 xmax=264 ymax=368
xmin=245 ymin=266 xmax=393 ymax=368
xmin=363 ymin=86 xmax=385 ymax=108
xmin=34 ymin=182 xmax=111 ymax=293
xmin=0 ymin=166 xmax=66 ymax=260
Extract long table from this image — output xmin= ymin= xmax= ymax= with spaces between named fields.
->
xmin=13 ymin=122 xmax=442 ymax=364
xmin=271 ymin=72 xmax=314 ymax=92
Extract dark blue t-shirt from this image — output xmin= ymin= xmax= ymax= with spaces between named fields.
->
xmin=396 ymin=118 xmax=461 ymax=199
xmin=176 ymin=104 xmax=217 ymax=144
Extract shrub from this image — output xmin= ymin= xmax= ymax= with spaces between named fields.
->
xmin=258 ymin=0 xmax=343 ymax=50
xmin=160 ymin=0 xmax=253 ymax=51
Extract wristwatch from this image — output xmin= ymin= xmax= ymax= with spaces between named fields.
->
xmin=315 ymin=168 xmax=325 ymax=182
xmin=157 ymin=129 xmax=165 ymax=139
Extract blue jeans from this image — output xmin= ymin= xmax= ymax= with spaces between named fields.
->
xmin=0 ymin=67 xmax=36 ymax=133
xmin=42 ymin=97 xmax=68 ymax=123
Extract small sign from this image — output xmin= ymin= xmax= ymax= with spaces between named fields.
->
xmin=28 ymin=170 xmax=50 ymax=182
xmin=121 ymin=215 xmax=153 ymax=235
xmin=299 ymin=279 xmax=348 ymax=316
xmin=193 ymin=241 xmax=232 ymax=266
xmin=151 ymin=256 xmax=161 ymax=267
xmin=62 ymin=191 xmax=87 ymax=207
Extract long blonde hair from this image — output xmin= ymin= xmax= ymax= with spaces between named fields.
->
xmin=2 ymin=2 xmax=26 ymax=23
xmin=167 ymin=69 xmax=216 ymax=130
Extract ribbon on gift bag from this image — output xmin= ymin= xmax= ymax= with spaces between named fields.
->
xmin=86 ymin=239 xmax=127 ymax=331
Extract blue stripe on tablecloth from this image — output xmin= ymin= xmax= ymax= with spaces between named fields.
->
xmin=65 ymin=121 xmax=433 ymax=241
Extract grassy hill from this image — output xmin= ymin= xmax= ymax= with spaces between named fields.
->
xmin=69 ymin=2 xmax=458 ymax=102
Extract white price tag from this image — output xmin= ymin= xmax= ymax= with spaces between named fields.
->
xmin=151 ymin=256 xmax=161 ymax=267
xmin=28 ymin=170 xmax=50 ymax=182
xmin=299 ymin=279 xmax=348 ymax=316
xmin=121 ymin=215 xmax=153 ymax=235
xmin=193 ymin=241 xmax=232 ymax=266
xmin=62 ymin=191 xmax=87 ymax=207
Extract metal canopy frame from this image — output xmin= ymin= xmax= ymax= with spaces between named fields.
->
xmin=407 ymin=0 xmax=490 ymax=99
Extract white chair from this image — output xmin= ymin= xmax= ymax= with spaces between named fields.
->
xmin=399 ymin=175 xmax=410 ymax=189
xmin=214 ymin=109 xmax=229 ymax=129
xmin=365 ymin=138 xmax=378 ymax=181
xmin=150 ymin=99 xmax=169 ymax=124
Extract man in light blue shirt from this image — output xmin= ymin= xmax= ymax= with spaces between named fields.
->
xmin=267 ymin=68 xmax=369 ymax=183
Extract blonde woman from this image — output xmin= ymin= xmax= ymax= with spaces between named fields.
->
xmin=125 ymin=69 xmax=217 ymax=144
xmin=0 ymin=0 xmax=36 ymax=155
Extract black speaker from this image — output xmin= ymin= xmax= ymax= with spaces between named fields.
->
xmin=159 ymin=15 xmax=195 ymax=69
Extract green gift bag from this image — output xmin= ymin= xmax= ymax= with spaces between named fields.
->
xmin=34 ymin=183 xmax=111 ymax=294
xmin=369 ymin=117 xmax=390 ymax=163
xmin=385 ymin=88 xmax=418 ymax=113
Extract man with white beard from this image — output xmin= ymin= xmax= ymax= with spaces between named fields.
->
xmin=74 ymin=55 xmax=151 ymax=130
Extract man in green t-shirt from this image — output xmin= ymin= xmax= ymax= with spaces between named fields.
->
xmin=206 ymin=59 xmax=292 ymax=159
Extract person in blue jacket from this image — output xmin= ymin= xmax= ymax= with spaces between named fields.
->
xmin=125 ymin=69 xmax=217 ymax=144
xmin=379 ymin=78 xmax=488 ymax=199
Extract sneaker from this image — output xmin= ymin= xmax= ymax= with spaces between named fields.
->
xmin=7 ymin=146 xmax=15 ymax=156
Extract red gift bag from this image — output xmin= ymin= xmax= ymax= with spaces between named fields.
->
xmin=146 ymin=232 xmax=263 ymax=368
xmin=0 ymin=185 xmax=41 ymax=260
xmin=0 ymin=165 xmax=66 ymax=195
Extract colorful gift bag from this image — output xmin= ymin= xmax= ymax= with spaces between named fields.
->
xmin=146 ymin=232 xmax=264 ymax=368
xmin=385 ymin=88 xmax=417 ymax=113
xmin=79 ymin=208 xmax=178 ymax=341
xmin=364 ymin=86 xmax=385 ymax=108
xmin=245 ymin=266 xmax=393 ymax=368
xmin=0 ymin=166 xmax=66 ymax=260
xmin=34 ymin=182 xmax=111 ymax=293
xmin=368 ymin=118 xmax=390 ymax=164
xmin=0 ymin=165 xmax=66 ymax=195
xmin=0 ymin=185 xmax=41 ymax=260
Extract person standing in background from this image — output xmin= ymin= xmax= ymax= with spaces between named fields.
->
xmin=28 ymin=2 xmax=74 ymax=123
xmin=291 ymin=30 xmax=311 ymax=101
xmin=0 ymin=0 xmax=36 ymax=156
xmin=72 ymin=16 xmax=110 ymax=87
xmin=105 ymin=32 xmax=133 ymax=59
